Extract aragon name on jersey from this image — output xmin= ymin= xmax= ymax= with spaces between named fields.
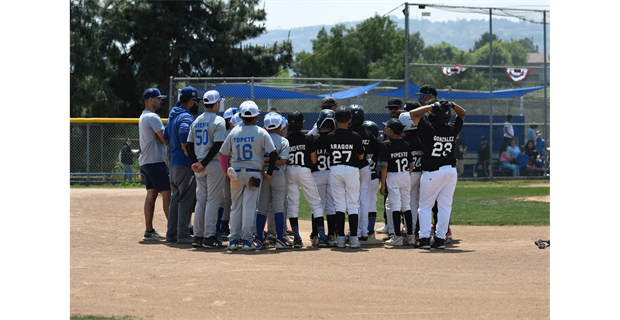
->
xmin=331 ymin=144 xmax=353 ymax=150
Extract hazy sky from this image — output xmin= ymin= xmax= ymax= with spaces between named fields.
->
xmin=261 ymin=0 xmax=551 ymax=30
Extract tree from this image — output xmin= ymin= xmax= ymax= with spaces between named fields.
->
xmin=470 ymin=32 xmax=500 ymax=52
xmin=293 ymin=14 xmax=411 ymax=79
xmin=517 ymin=37 xmax=539 ymax=53
xmin=70 ymin=0 xmax=293 ymax=118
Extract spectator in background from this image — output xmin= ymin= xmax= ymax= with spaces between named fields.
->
xmin=507 ymin=137 xmax=520 ymax=162
xmin=516 ymin=146 xmax=530 ymax=176
xmin=525 ymin=140 xmax=543 ymax=168
xmin=535 ymin=130 xmax=546 ymax=162
xmin=499 ymin=143 xmax=519 ymax=177
xmin=503 ymin=115 xmax=515 ymax=144
xmin=527 ymin=123 xmax=539 ymax=144
xmin=120 ymin=138 xmax=137 ymax=182
xmin=454 ymin=132 xmax=467 ymax=178
xmin=476 ymin=135 xmax=490 ymax=177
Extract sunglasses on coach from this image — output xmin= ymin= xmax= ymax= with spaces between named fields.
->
xmin=414 ymin=93 xmax=430 ymax=99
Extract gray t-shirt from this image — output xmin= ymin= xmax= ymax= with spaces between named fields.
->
xmin=265 ymin=133 xmax=289 ymax=172
xmin=138 ymin=110 xmax=166 ymax=166
xmin=187 ymin=112 xmax=227 ymax=162
xmin=220 ymin=123 xmax=276 ymax=171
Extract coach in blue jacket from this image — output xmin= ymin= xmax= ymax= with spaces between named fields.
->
xmin=163 ymin=86 xmax=200 ymax=244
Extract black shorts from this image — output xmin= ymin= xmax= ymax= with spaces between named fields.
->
xmin=140 ymin=162 xmax=171 ymax=192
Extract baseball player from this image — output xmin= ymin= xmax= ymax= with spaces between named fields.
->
xmin=408 ymin=100 xmax=466 ymax=249
xmin=219 ymin=101 xmax=278 ymax=251
xmin=348 ymin=105 xmax=379 ymax=241
xmin=326 ymin=106 xmax=365 ymax=248
xmin=215 ymin=107 xmax=239 ymax=240
xmin=186 ymin=90 xmax=227 ymax=249
xmin=311 ymin=109 xmax=337 ymax=243
xmin=362 ymin=120 xmax=381 ymax=239
xmin=308 ymin=97 xmax=339 ymax=136
xmin=286 ymin=111 xmax=333 ymax=248
xmin=376 ymin=98 xmax=404 ymax=235
xmin=399 ymin=111 xmax=424 ymax=245
xmin=379 ymin=118 xmax=413 ymax=247
xmin=255 ymin=112 xmax=292 ymax=249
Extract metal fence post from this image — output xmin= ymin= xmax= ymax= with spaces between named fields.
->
xmin=86 ymin=123 xmax=90 ymax=182
xmin=169 ymin=76 xmax=173 ymax=117
xmin=251 ymin=76 xmax=255 ymax=100
xmin=543 ymin=11 xmax=549 ymax=176
xmin=489 ymin=8 xmax=494 ymax=178
xmin=404 ymin=3 xmax=410 ymax=100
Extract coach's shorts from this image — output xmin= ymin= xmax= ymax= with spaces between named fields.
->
xmin=140 ymin=162 xmax=171 ymax=192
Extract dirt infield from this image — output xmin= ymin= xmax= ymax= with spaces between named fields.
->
xmin=71 ymin=188 xmax=550 ymax=320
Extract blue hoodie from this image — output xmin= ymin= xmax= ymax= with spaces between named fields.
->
xmin=163 ymin=105 xmax=194 ymax=167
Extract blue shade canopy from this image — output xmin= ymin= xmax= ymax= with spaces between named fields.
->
xmin=199 ymin=85 xmax=319 ymax=99
xmin=318 ymin=81 xmax=382 ymax=99
xmin=371 ymin=82 xmax=547 ymax=99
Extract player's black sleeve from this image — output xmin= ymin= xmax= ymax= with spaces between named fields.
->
xmin=266 ymin=151 xmax=278 ymax=176
xmin=200 ymin=141 xmax=223 ymax=167
xmin=187 ymin=142 xmax=198 ymax=163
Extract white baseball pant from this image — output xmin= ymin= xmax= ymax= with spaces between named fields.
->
xmin=313 ymin=170 xmax=336 ymax=216
xmin=357 ymin=165 xmax=372 ymax=237
xmin=229 ymin=168 xmax=262 ymax=243
xmin=330 ymin=165 xmax=360 ymax=214
xmin=286 ymin=165 xmax=323 ymax=218
xmin=418 ymin=165 xmax=458 ymax=240
xmin=194 ymin=160 xmax=227 ymax=238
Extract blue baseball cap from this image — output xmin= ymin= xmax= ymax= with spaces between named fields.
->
xmin=481 ymin=135 xmax=487 ymax=140
xmin=143 ymin=88 xmax=167 ymax=100
xmin=180 ymin=87 xmax=200 ymax=99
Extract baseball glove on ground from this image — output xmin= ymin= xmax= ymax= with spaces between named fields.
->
xmin=247 ymin=176 xmax=261 ymax=190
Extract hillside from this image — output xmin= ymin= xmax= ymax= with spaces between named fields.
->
xmin=246 ymin=16 xmax=550 ymax=54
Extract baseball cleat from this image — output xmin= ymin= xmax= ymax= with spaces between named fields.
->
xmin=433 ymin=237 xmax=446 ymax=249
xmin=405 ymin=234 xmax=416 ymax=246
xmin=367 ymin=230 xmax=376 ymax=240
xmin=293 ymin=237 xmax=303 ymax=248
xmin=202 ymin=237 xmax=225 ymax=249
xmin=252 ymin=239 xmax=265 ymax=250
xmin=349 ymin=236 xmax=361 ymax=248
xmin=359 ymin=235 xmax=369 ymax=241
xmin=385 ymin=235 xmax=403 ymax=246
xmin=336 ymin=236 xmax=347 ymax=248
xmin=242 ymin=240 xmax=258 ymax=251
xmin=446 ymin=228 xmax=452 ymax=244
xmin=227 ymin=239 xmax=239 ymax=251
xmin=418 ymin=237 xmax=431 ymax=249
xmin=376 ymin=225 xmax=389 ymax=234
xmin=192 ymin=236 xmax=204 ymax=248
xmin=311 ymin=236 xmax=320 ymax=246
xmin=319 ymin=236 xmax=336 ymax=247
xmin=381 ymin=234 xmax=394 ymax=243
xmin=275 ymin=239 xmax=293 ymax=249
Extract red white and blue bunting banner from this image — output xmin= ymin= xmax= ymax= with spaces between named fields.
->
xmin=506 ymin=68 xmax=530 ymax=82
xmin=441 ymin=64 xmax=467 ymax=76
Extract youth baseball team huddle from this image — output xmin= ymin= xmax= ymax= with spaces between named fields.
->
xmin=138 ymin=84 xmax=466 ymax=251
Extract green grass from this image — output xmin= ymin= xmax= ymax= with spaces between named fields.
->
xmin=298 ymin=179 xmax=549 ymax=226
xmin=71 ymin=179 xmax=549 ymax=226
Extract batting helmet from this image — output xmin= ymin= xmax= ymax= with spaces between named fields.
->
xmin=348 ymin=104 xmax=364 ymax=125
xmin=427 ymin=101 xmax=452 ymax=125
xmin=316 ymin=109 xmax=336 ymax=129
xmin=362 ymin=120 xmax=379 ymax=138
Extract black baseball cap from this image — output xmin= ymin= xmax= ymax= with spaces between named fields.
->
xmin=404 ymin=101 xmax=421 ymax=112
xmin=320 ymin=97 xmax=338 ymax=109
xmin=418 ymin=85 xmax=438 ymax=96
xmin=287 ymin=111 xmax=304 ymax=124
xmin=383 ymin=118 xmax=404 ymax=135
xmin=386 ymin=98 xmax=403 ymax=108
